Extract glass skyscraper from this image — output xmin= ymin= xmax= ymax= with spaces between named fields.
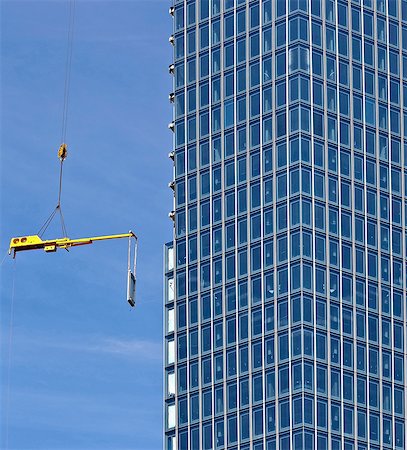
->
xmin=164 ymin=1 xmax=407 ymax=449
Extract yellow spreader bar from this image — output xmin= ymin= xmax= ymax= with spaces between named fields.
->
xmin=9 ymin=232 xmax=136 ymax=257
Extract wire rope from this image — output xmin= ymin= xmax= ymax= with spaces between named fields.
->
xmin=4 ymin=258 xmax=17 ymax=450
xmin=1 ymin=249 xmax=10 ymax=266
xmin=37 ymin=0 xmax=76 ymax=237
xmin=61 ymin=0 xmax=76 ymax=144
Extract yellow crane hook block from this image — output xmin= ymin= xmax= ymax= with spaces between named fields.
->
xmin=58 ymin=143 xmax=68 ymax=161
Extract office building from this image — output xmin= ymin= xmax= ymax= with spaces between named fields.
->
xmin=164 ymin=1 xmax=407 ymax=448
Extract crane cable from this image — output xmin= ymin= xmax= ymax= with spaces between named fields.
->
xmin=61 ymin=0 xmax=76 ymax=145
xmin=38 ymin=0 xmax=76 ymax=238
xmin=4 ymin=258 xmax=17 ymax=450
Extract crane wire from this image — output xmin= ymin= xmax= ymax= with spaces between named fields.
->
xmin=57 ymin=158 xmax=68 ymax=237
xmin=4 ymin=258 xmax=17 ymax=450
xmin=37 ymin=207 xmax=59 ymax=237
xmin=57 ymin=156 xmax=64 ymax=206
xmin=38 ymin=0 xmax=76 ymax=238
xmin=61 ymin=0 xmax=76 ymax=144
xmin=1 ymin=249 xmax=9 ymax=266
xmin=58 ymin=0 xmax=76 ymax=237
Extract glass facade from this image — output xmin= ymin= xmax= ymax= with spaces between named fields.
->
xmin=164 ymin=1 xmax=407 ymax=449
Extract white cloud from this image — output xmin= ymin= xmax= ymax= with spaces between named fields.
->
xmin=80 ymin=337 xmax=162 ymax=360
xmin=1 ymin=332 xmax=162 ymax=363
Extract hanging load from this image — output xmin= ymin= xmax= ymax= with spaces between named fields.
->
xmin=127 ymin=235 xmax=137 ymax=307
xmin=8 ymin=232 xmax=139 ymax=308
xmin=8 ymin=141 xmax=139 ymax=307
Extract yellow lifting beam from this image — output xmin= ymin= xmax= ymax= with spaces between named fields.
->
xmin=9 ymin=232 xmax=136 ymax=257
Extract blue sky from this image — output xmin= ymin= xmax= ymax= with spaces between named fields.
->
xmin=1 ymin=1 xmax=172 ymax=448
